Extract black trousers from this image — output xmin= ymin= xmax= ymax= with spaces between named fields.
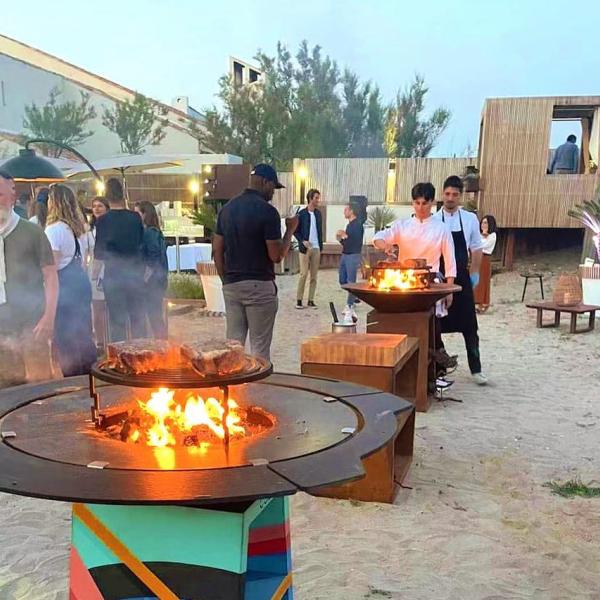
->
xmin=144 ymin=283 xmax=167 ymax=339
xmin=103 ymin=274 xmax=146 ymax=342
xmin=434 ymin=319 xmax=482 ymax=375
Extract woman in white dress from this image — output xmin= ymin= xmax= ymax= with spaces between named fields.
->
xmin=45 ymin=185 xmax=97 ymax=376
xmin=474 ymin=214 xmax=497 ymax=313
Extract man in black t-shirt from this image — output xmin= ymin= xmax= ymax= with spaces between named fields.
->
xmin=213 ymin=164 xmax=298 ymax=360
xmin=94 ymin=195 xmax=145 ymax=342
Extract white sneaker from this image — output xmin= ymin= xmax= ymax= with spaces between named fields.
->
xmin=472 ymin=373 xmax=488 ymax=386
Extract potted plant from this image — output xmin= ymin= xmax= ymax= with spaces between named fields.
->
xmin=367 ymin=205 xmax=396 ymax=232
xmin=462 ymin=165 xmax=480 ymax=193
xmin=188 ymin=203 xmax=226 ymax=314
xmin=568 ymin=192 xmax=600 ymax=305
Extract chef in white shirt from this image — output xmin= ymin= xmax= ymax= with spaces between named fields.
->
xmin=373 ymin=181 xmax=456 ymax=295
xmin=432 ymin=175 xmax=487 ymax=385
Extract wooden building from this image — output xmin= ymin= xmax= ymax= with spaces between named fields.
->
xmin=477 ymin=96 xmax=600 ymax=229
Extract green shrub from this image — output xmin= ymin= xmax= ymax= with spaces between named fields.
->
xmin=166 ymin=274 xmax=205 ymax=300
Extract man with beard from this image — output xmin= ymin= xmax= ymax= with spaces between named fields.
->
xmin=433 ymin=175 xmax=488 ymax=385
xmin=0 ymin=169 xmax=58 ymax=385
xmin=213 ymin=164 xmax=298 ymax=361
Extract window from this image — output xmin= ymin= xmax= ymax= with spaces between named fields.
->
xmin=548 ymin=105 xmax=599 ymax=175
xmin=232 ymin=61 xmax=244 ymax=86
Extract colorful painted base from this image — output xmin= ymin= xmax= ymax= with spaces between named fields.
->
xmin=69 ymin=497 xmax=292 ymax=600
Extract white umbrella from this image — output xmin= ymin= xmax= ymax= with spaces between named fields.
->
xmin=64 ymin=154 xmax=183 ymax=205
xmin=64 ymin=154 xmax=183 ymax=180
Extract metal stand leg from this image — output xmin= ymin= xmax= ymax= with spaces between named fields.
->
xmin=89 ymin=373 xmax=100 ymax=424
xmin=521 ymin=277 xmax=528 ymax=302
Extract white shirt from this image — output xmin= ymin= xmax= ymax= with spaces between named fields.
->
xmin=373 ymin=215 xmax=457 ymax=278
xmin=45 ymin=221 xmax=90 ymax=270
xmin=308 ymin=210 xmax=319 ymax=248
xmin=481 ymin=232 xmax=497 ymax=255
xmin=432 ymin=208 xmax=483 ymax=252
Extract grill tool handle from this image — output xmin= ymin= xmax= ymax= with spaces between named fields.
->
xmin=329 ymin=302 xmax=339 ymax=324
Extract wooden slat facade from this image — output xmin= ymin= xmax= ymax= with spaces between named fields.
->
xmin=126 ymin=173 xmax=195 ymax=206
xmin=272 ymin=171 xmax=294 ymax=215
xmin=394 ymin=157 xmax=474 ymax=204
xmin=292 ymin=158 xmax=389 ymax=205
xmin=478 ymin=96 xmax=600 ymax=228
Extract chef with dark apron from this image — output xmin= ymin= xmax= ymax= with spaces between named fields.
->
xmin=434 ymin=175 xmax=487 ymax=386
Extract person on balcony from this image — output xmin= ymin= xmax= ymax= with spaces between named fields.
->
xmin=550 ymin=135 xmax=579 ymax=174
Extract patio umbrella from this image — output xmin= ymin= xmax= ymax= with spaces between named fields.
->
xmin=65 ymin=154 xmax=183 ymax=204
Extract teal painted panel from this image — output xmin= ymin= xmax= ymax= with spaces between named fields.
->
xmin=79 ymin=504 xmax=249 ymax=573
xmin=248 ymin=497 xmax=288 ymax=530
xmin=72 ymin=515 xmax=119 ymax=568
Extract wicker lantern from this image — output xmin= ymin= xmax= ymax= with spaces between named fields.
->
xmin=553 ymin=273 xmax=583 ymax=306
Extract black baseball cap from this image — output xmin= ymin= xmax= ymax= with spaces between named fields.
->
xmin=251 ymin=163 xmax=285 ymax=189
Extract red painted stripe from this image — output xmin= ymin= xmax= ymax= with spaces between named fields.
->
xmin=248 ymin=522 xmax=289 ymax=544
xmin=69 ymin=547 xmax=104 ymax=600
xmin=248 ymin=537 xmax=289 ymax=556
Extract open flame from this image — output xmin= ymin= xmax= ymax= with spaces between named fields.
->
xmin=370 ymin=268 xmax=420 ymax=292
xmin=127 ymin=387 xmax=245 ymax=447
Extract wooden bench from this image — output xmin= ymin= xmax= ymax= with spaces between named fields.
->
xmin=300 ymin=333 xmax=417 ymax=503
xmin=526 ymin=301 xmax=600 ymax=334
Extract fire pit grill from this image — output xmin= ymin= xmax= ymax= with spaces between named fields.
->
xmin=0 ymin=374 xmax=411 ymax=504
xmin=0 ymin=374 xmax=412 ymax=599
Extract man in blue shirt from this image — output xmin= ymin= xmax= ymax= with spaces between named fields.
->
xmin=550 ymin=135 xmax=579 ymax=174
xmin=213 ymin=164 xmax=298 ymax=361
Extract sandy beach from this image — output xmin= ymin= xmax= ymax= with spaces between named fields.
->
xmin=1 ymin=248 xmax=599 ymax=600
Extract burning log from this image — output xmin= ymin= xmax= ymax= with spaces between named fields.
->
xmin=100 ymin=388 xmax=274 ymax=449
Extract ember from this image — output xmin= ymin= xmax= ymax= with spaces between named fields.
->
xmin=106 ymin=387 xmax=273 ymax=448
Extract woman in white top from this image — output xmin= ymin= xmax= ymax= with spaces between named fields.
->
xmin=474 ymin=214 xmax=498 ymax=313
xmin=45 ymin=185 xmax=97 ymax=376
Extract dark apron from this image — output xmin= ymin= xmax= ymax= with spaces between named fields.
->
xmin=54 ymin=233 xmax=97 ymax=376
xmin=439 ymin=210 xmax=478 ymax=334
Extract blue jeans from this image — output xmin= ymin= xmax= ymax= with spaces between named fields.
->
xmin=339 ymin=253 xmax=362 ymax=306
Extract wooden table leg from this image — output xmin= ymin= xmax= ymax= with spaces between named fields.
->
xmin=554 ymin=311 xmax=561 ymax=327
xmin=536 ymin=308 xmax=543 ymax=328
xmin=570 ymin=312 xmax=582 ymax=333
xmin=571 ymin=311 xmax=596 ymax=334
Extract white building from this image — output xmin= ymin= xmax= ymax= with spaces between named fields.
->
xmin=0 ymin=34 xmax=202 ymax=159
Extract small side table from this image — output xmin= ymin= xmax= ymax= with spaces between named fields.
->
xmin=521 ymin=273 xmax=544 ymax=302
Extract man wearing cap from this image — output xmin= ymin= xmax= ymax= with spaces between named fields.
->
xmin=213 ymin=164 xmax=298 ymax=361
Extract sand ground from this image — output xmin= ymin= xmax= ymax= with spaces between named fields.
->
xmin=1 ymin=249 xmax=599 ymax=599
